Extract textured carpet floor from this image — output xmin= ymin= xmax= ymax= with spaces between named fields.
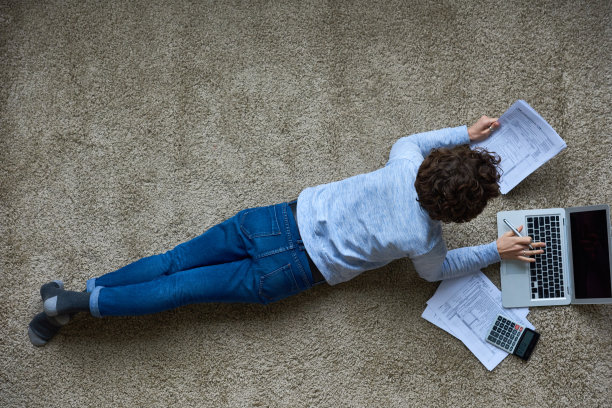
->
xmin=1 ymin=0 xmax=611 ymax=407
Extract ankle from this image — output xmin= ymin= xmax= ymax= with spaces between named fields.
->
xmin=44 ymin=290 xmax=91 ymax=317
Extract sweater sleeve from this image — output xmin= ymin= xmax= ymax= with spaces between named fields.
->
xmin=388 ymin=125 xmax=470 ymax=163
xmin=412 ymin=240 xmax=501 ymax=282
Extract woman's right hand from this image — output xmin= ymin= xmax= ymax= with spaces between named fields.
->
xmin=468 ymin=115 xmax=500 ymax=142
xmin=496 ymin=225 xmax=546 ymax=262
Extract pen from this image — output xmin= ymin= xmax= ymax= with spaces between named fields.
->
xmin=503 ymin=218 xmax=535 ymax=250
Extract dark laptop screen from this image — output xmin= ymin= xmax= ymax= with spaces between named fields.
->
xmin=570 ymin=209 xmax=612 ymax=299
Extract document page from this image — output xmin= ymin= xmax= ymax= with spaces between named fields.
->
xmin=422 ymin=271 xmax=533 ymax=371
xmin=472 ymin=100 xmax=567 ymax=194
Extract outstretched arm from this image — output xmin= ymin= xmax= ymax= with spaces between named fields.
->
xmin=388 ymin=115 xmax=500 ymax=163
xmin=412 ymin=240 xmax=499 ymax=282
xmin=389 ymin=126 xmax=469 ymax=162
xmin=412 ymin=229 xmax=545 ymax=282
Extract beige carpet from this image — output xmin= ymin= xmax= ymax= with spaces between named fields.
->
xmin=1 ymin=0 xmax=611 ymax=406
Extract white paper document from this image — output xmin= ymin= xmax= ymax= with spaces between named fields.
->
xmin=471 ymin=100 xmax=567 ymax=194
xmin=422 ymin=271 xmax=534 ymax=371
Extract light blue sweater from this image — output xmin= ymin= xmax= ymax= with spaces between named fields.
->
xmin=296 ymin=126 xmax=501 ymax=285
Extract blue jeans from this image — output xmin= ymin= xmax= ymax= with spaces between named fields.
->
xmin=87 ymin=202 xmax=321 ymax=317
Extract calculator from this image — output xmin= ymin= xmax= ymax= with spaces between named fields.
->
xmin=485 ymin=314 xmax=540 ymax=360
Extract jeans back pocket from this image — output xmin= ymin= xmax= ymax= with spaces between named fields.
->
xmin=240 ymin=205 xmax=281 ymax=239
xmin=259 ymin=264 xmax=300 ymax=304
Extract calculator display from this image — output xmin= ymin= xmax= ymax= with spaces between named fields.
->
xmin=514 ymin=329 xmax=539 ymax=360
xmin=515 ymin=331 xmax=534 ymax=356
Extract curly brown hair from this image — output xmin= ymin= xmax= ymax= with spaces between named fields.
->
xmin=414 ymin=145 xmax=501 ymax=223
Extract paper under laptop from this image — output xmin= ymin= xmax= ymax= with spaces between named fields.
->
xmin=498 ymin=204 xmax=612 ymax=307
xmin=471 ymin=100 xmax=567 ymax=194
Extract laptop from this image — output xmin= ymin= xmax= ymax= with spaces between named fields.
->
xmin=497 ymin=204 xmax=612 ymax=307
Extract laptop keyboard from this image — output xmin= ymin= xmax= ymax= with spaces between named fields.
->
xmin=527 ymin=215 xmax=565 ymax=299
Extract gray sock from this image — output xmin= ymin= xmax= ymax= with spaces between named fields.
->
xmin=40 ymin=280 xmax=64 ymax=301
xmin=44 ymin=290 xmax=91 ymax=317
xmin=28 ymin=312 xmax=70 ymax=347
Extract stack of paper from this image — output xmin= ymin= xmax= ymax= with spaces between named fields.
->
xmin=422 ymin=271 xmax=534 ymax=371
xmin=471 ymin=99 xmax=567 ymax=194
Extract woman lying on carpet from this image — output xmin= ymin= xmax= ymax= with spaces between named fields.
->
xmin=28 ymin=115 xmax=545 ymax=346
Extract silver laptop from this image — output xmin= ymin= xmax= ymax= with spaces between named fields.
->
xmin=497 ymin=204 xmax=612 ymax=307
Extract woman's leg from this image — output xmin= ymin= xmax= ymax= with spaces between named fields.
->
xmin=90 ymin=258 xmax=256 ymax=317
xmin=89 ymin=211 xmax=247 ymax=291
xmin=43 ymin=203 xmax=317 ymax=320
